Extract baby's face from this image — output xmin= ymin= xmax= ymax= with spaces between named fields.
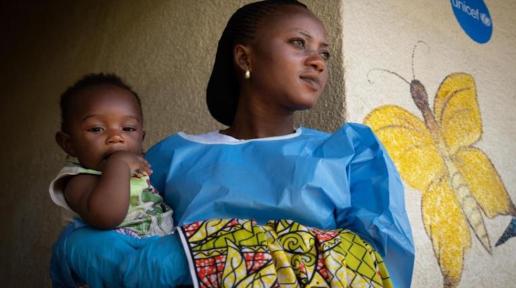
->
xmin=64 ymin=85 xmax=144 ymax=170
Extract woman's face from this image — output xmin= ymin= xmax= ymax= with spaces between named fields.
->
xmin=246 ymin=6 xmax=330 ymax=112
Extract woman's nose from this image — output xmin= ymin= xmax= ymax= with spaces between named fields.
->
xmin=305 ymin=51 xmax=326 ymax=72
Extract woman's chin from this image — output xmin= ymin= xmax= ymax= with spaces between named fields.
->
xmin=290 ymin=97 xmax=319 ymax=111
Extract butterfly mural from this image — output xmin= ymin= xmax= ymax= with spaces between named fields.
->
xmin=362 ymin=43 xmax=516 ymax=287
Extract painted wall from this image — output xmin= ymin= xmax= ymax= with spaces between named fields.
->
xmin=342 ymin=1 xmax=516 ymax=287
xmin=8 ymin=1 xmax=513 ymax=287
xmin=0 ymin=0 xmax=343 ymax=285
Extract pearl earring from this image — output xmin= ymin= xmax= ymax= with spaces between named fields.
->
xmin=244 ymin=70 xmax=251 ymax=79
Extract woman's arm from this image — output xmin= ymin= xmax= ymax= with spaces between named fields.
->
xmin=336 ymin=123 xmax=415 ymax=288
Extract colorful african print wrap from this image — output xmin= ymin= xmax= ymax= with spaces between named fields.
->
xmin=178 ymin=219 xmax=392 ymax=288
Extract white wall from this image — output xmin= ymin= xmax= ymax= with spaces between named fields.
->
xmin=342 ymin=1 xmax=516 ymax=287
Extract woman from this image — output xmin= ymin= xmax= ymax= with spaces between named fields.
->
xmin=51 ymin=1 xmax=414 ymax=287
xmin=145 ymin=0 xmax=413 ymax=286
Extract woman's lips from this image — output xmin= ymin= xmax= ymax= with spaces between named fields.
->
xmin=300 ymin=75 xmax=321 ymax=91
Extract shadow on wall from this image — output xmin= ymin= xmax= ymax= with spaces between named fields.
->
xmin=0 ymin=0 xmax=344 ymax=286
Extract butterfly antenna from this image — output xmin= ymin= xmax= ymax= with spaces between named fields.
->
xmin=367 ymin=68 xmax=410 ymax=86
xmin=411 ymin=40 xmax=430 ymax=80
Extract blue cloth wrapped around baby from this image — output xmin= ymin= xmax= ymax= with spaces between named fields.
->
xmin=50 ymin=123 xmax=415 ymax=288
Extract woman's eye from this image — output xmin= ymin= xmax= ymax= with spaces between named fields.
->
xmin=87 ymin=127 xmax=103 ymax=133
xmin=290 ymin=39 xmax=305 ymax=49
xmin=320 ymin=51 xmax=331 ymax=61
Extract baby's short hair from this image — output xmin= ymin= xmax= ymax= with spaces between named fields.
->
xmin=59 ymin=73 xmax=142 ymax=132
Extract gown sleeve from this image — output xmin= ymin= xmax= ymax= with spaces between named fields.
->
xmin=335 ymin=123 xmax=415 ymax=288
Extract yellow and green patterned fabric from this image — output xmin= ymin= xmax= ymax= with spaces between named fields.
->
xmin=179 ymin=219 xmax=392 ymax=287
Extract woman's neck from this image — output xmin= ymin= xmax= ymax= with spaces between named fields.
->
xmin=221 ymin=95 xmax=295 ymax=140
xmin=222 ymin=119 xmax=295 ymax=140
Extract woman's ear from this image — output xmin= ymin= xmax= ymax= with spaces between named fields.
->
xmin=55 ymin=131 xmax=76 ymax=157
xmin=233 ymin=44 xmax=252 ymax=75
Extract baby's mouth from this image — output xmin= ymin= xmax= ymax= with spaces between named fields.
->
xmin=102 ymin=149 xmax=121 ymax=160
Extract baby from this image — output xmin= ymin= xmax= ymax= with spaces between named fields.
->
xmin=49 ymin=73 xmax=173 ymax=237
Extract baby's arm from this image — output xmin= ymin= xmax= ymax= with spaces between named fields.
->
xmin=63 ymin=151 xmax=152 ymax=229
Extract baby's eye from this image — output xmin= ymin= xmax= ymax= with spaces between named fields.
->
xmin=123 ymin=127 xmax=137 ymax=132
xmin=290 ymin=38 xmax=305 ymax=49
xmin=87 ymin=127 xmax=103 ymax=133
xmin=320 ymin=51 xmax=331 ymax=61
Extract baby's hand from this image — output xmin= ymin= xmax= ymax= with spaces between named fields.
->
xmin=106 ymin=151 xmax=152 ymax=178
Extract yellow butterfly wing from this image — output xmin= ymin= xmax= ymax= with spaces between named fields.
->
xmin=422 ymin=176 xmax=471 ymax=288
xmin=433 ymin=73 xmax=481 ymax=155
xmin=430 ymin=72 xmax=515 ymax=280
xmin=453 ymin=147 xmax=516 ymax=218
xmin=364 ymin=105 xmax=445 ymax=191
xmin=435 ymin=73 xmax=515 ymax=218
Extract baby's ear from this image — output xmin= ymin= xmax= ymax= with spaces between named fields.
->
xmin=55 ymin=131 xmax=76 ymax=157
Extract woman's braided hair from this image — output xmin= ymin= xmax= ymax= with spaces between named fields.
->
xmin=206 ymin=0 xmax=307 ymax=126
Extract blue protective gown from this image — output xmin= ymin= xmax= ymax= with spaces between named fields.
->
xmin=148 ymin=123 xmax=414 ymax=287
xmin=50 ymin=123 xmax=414 ymax=288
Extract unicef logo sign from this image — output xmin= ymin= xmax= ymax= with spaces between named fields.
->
xmin=480 ymin=13 xmax=491 ymax=27
xmin=451 ymin=0 xmax=493 ymax=43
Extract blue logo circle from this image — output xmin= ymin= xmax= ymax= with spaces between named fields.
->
xmin=450 ymin=0 xmax=493 ymax=44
